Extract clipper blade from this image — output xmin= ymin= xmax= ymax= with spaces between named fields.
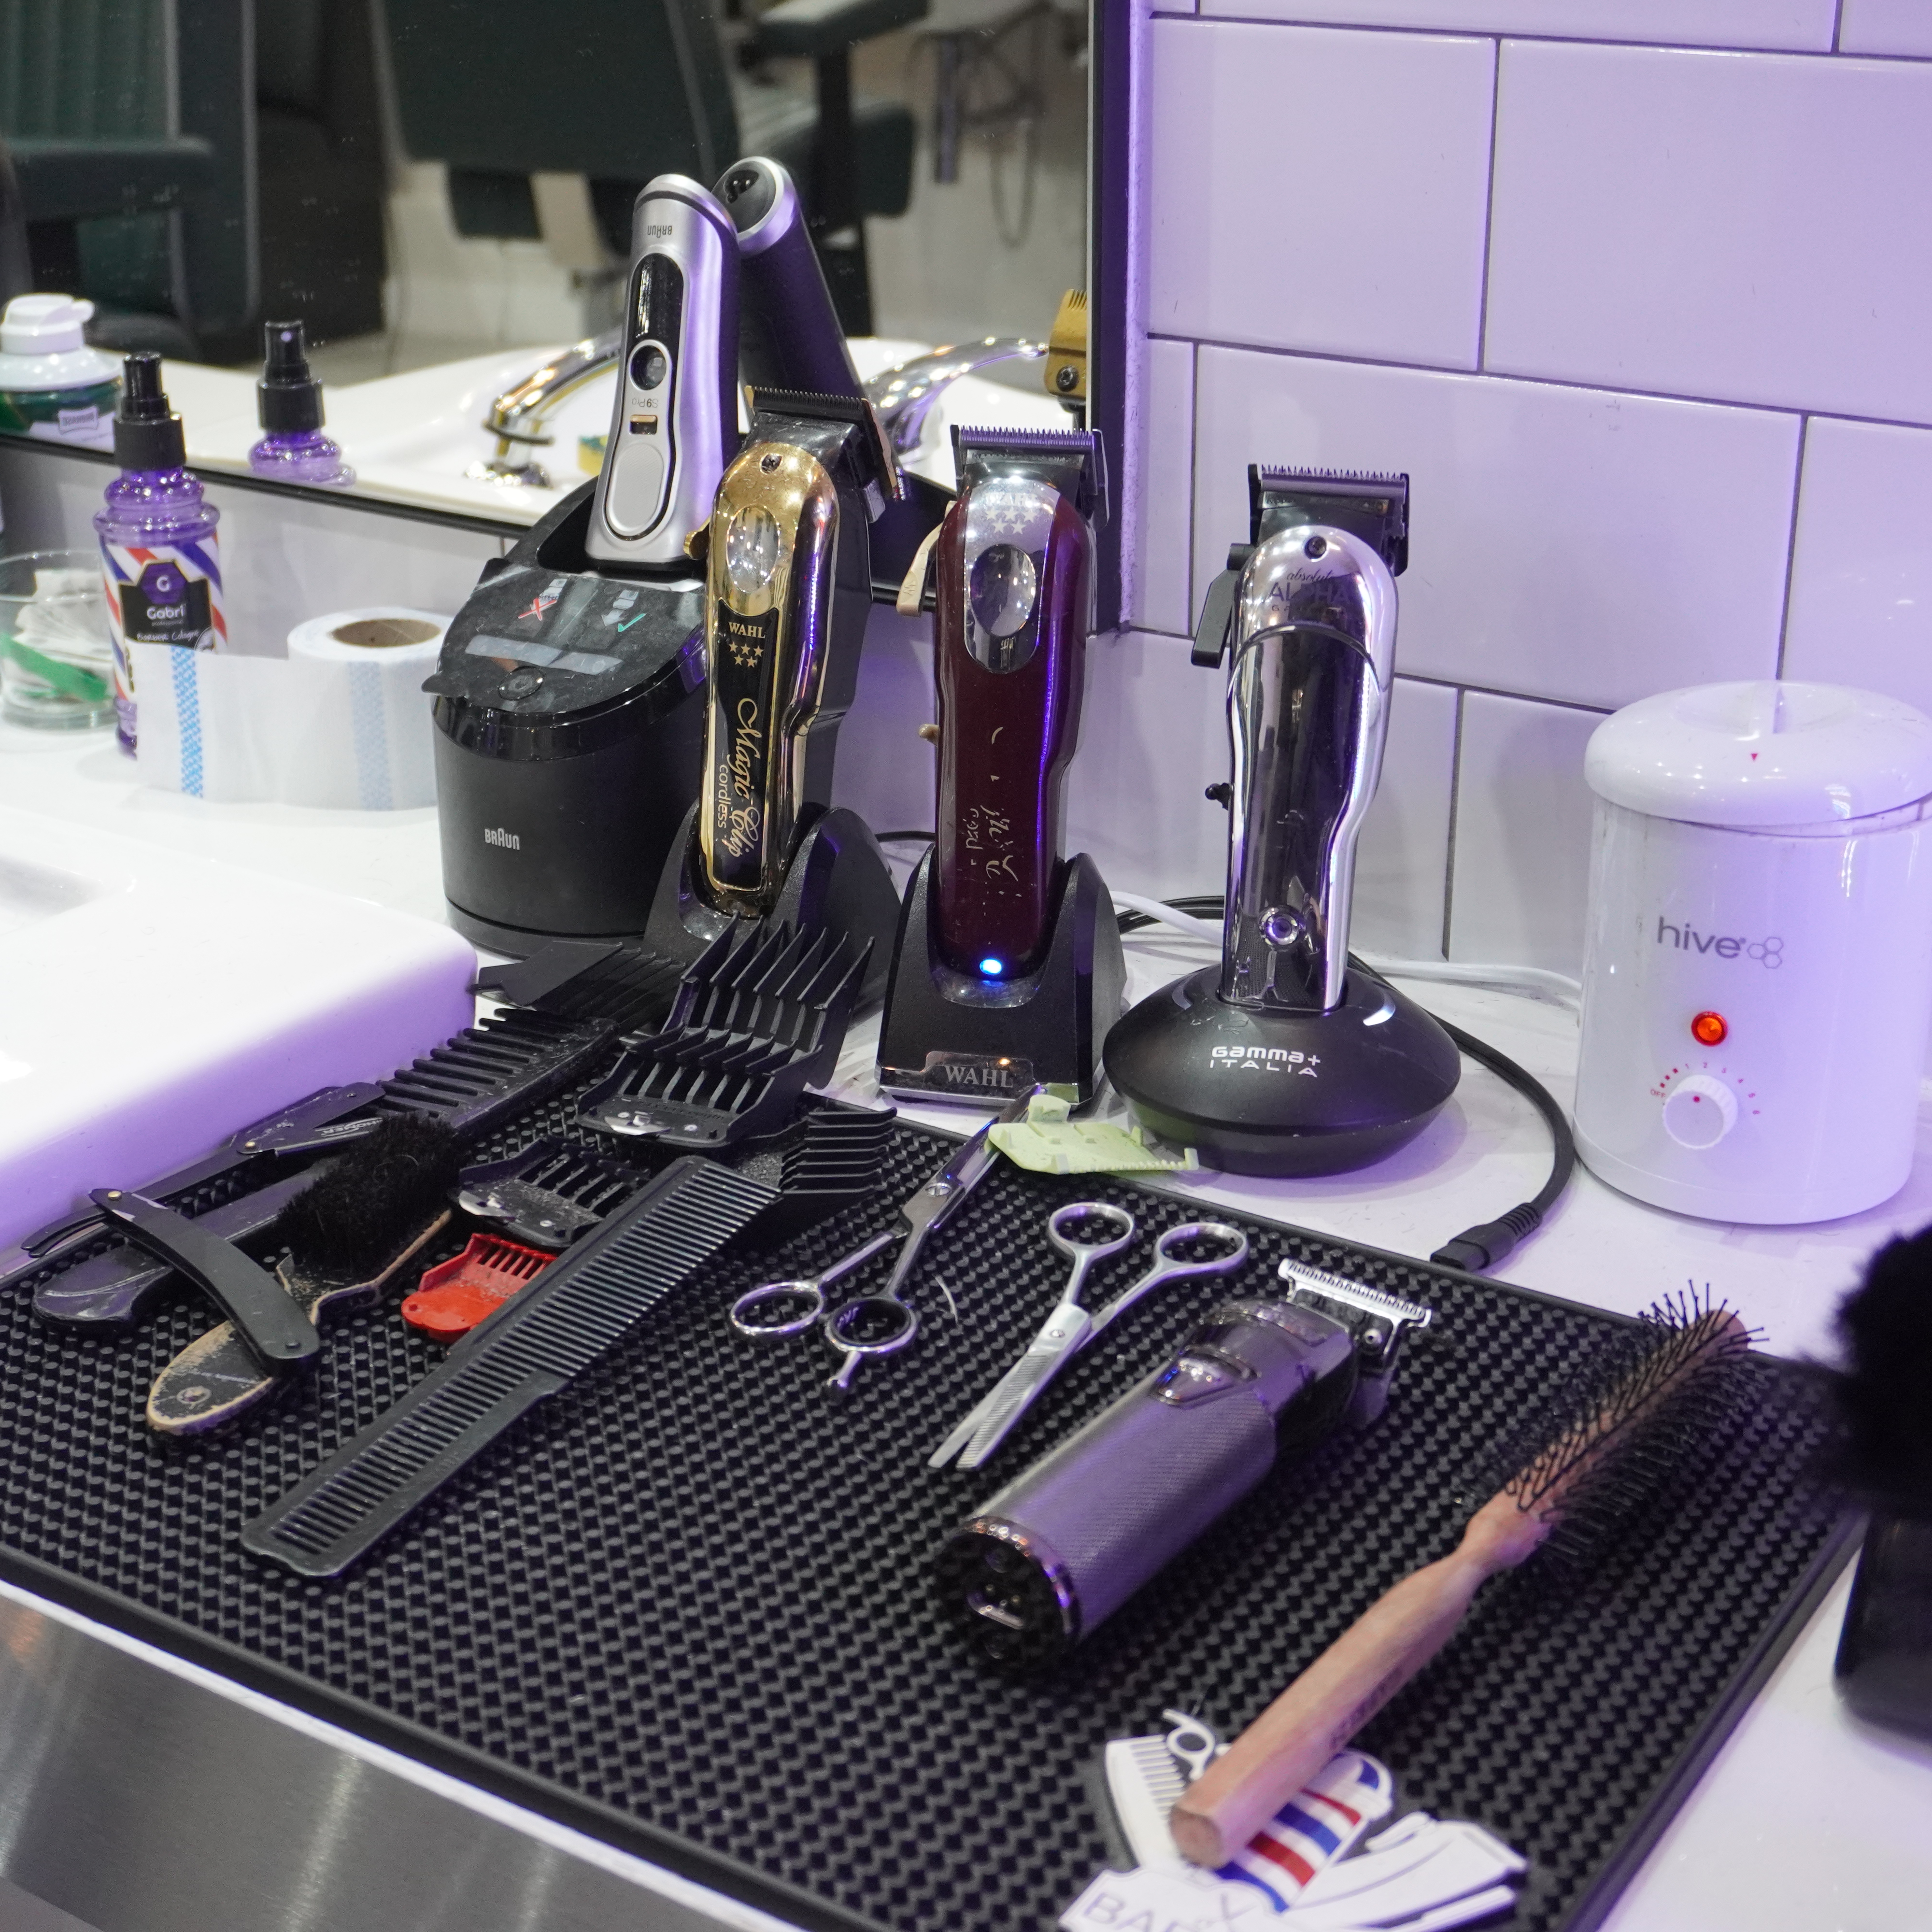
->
xmin=1248 ymin=465 xmax=1409 ymax=575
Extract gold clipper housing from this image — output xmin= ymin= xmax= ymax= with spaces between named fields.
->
xmin=697 ymin=389 xmax=898 ymax=916
xmin=1043 ymin=289 xmax=1088 ymax=407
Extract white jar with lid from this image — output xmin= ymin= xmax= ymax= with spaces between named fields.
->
xmin=0 ymin=294 xmax=119 ymax=450
xmin=1576 ymin=681 xmax=1932 ymax=1224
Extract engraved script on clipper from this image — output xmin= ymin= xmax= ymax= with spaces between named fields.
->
xmin=695 ymin=391 xmax=896 ymax=918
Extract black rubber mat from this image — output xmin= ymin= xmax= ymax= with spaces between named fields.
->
xmin=0 ymin=1080 xmax=1854 ymax=1932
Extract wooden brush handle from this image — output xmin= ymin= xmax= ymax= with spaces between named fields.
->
xmin=1170 ymin=1490 xmax=1550 ymax=1868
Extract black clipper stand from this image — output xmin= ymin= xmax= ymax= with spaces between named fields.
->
xmin=877 ymin=430 xmax=1123 ymax=1105
xmin=429 ymin=486 xmax=706 ymax=956
xmin=641 ymin=389 xmax=902 ymax=1004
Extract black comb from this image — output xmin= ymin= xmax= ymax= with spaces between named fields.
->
xmin=576 ymin=925 xmax=867 ymax=1149
xmin=454 ymin=1137 xmax=649 ymax=1250
xmin=29 ymin=1011 xmax=616 ymax=1332
xmin=242 ymin=1156 xmax=779 ymax=1577
xmin=378 ymin=1009 xmax=617 ymax=1135
xmin=522 ymin=940 xmax=695 ymax=1038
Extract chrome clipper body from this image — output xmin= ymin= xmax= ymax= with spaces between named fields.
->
xmin=1104 ymin=468 xmax=1460 ymax=1176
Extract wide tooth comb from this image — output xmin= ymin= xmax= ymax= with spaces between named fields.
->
xmin=381 ymin=1009 xmax=617 ymax=1136
xmin=401 ymin=1234 xmax=553 ymax=1343
xmin=243 ymin=1157 xmax=779 ymax=1576
xmin=576 ymin=926 xmax=867 ymax=1147
xmin=454 ymin=1137 xmax=648 ymax=1249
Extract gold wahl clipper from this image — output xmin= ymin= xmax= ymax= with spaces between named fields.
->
xmin=697 ymin=389 xmax=899 ymax=915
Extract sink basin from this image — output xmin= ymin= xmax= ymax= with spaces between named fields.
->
xmin=172 ymin=340 xmax=1071 ymax=526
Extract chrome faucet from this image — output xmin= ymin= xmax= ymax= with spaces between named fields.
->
xmin=862 ymin=337 xmax=1048 ymax=454
xmin=469 ymin=329 xmax=623 ymax=489
xmin=474 ymin=330 xmax=1052 ymax=489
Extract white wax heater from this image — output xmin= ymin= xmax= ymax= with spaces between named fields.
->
xmin=1576 ymin=682 xmax=1932 ymax=1225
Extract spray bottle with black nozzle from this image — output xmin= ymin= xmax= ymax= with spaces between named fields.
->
xmin=587 ymin=174 xmax=740 ymax=572
xmin=695 ymin=387 xmax=900 ymax=918
xmin=875 ymin=427 xmax=1125 ymax=1104
xmin=935 ymin=1262 xmax=1432 ymax=1672
xmin=1104 ymin=468 xmax=1461 ymax=1175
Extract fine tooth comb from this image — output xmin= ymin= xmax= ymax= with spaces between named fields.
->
xmin=576 ymin=925 xmax=867 ymax=1148
xmin=455 ymin=1137 xmax=648 ymax=1249
xmin=146 ymin=1117 xmax=462 ymax=1436
xmin=31 ymin=1012 xmax=616 ymax=1334
xmin=1169 ymin=1292 xmax=1752 ymax=1866
xmin=243 ymin=1156 xmax=781 ymax=1575
xmin=401 ymin=1235 xmax=553 ymax=1343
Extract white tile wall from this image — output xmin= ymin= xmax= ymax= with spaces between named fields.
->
xmin=1145 ymin=20 xmax=1495 ymax=369
xmin=1129 ymin=12 xmax=1932 ymax=980
xmin=1354 ymin=676 xmax=1457 ymax=959
xmin=1192 ymin=347 xmax=1797 ymax=709
xmin=1065 ymin=629 xmax=1232 ymax=899
xmin=1195 ymin=1 xmax=1833 ymax=51
xmin=1485 ymin=43 xmax=1932 ymax=424
xmin=1129 ymin=338 xmax=1196 ymax=638
xmin=1782 ymin=418 xmax=1932 ymax=714
xmin=1447 ymin=690 xmax=1604 ymax=972
xmin=1838 ymin=0 xmax=1932 ymax=57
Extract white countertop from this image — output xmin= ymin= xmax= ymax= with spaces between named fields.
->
xmin=3 ymin=719 xmax=1929 ymax=1931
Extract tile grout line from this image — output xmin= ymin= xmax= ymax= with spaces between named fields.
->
xmin=1774 ymin=415 xmax=1811 ymax=679
xmin=1186 ymin=341 xmax=1201 ymax=634
xmin=1159 ymin=329 xmax=1932 ymax=437
xmin=1475 ymin=36 xmax=1502 ymax=373
xmin=1440 ymin=687 xmax=1466 ymax=961
xmin=1156 ymin=11 xmax=1901 ymax=61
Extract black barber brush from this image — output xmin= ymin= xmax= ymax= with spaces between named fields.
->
xmin=147 ymin=1117 xmax=461 ymax=1435
xmin=1831 ymin=1227 xmax=1932 ymax=1740
xmin=1169 ymin=1293 xmax=1750 ymax=1867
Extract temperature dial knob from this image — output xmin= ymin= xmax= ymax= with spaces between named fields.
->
xmin=1662 ymin=1073 xmax=1739 ymax=1150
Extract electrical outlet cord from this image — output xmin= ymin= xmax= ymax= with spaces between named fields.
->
xmin=1111 ymin=894 xmax=1577 ymax=1273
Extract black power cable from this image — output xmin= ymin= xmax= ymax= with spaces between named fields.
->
xmin=1113 ymin=896 xmax=1576 ymax=1274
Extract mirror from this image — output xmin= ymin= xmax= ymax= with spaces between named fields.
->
xmin=0 ymin=0 xmax=1093 ymax=530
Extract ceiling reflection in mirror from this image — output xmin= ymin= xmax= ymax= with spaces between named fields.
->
xmin=0 ymin=0 xmax=1091 ymax=524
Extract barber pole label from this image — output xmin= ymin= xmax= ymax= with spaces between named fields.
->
xmin=99 ymin=534 xmax=225 ymax=742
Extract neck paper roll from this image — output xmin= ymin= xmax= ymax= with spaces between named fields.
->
xmin=132 ymin=608 xmax=447 ymax=808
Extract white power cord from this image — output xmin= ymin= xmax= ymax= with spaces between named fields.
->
xmin=1109 ymin=892 xmax=1582 ymax=1009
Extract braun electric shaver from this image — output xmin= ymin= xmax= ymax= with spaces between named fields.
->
xmin=936 ymin=1266 xmax=1431 ymax=1671
xmin=587 ymin=175 xmax=740 ymax=571
xmin=932 ymin=428 xmax=1107 ymax=980
xmin=696 ymin=389 xmax=897 ymax=915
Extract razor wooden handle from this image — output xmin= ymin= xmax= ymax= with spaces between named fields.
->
xmin=147 ymin=1211 xmax=450 ymax=1436
xmin=1170 ymin=1488 xmax=1551 ymax=1867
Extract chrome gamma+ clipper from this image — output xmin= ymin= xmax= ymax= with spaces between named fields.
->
xmin=1104 ymin=468 xmax=1460 ymax=1174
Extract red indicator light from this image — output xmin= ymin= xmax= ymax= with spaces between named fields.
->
xmin=1691 ymin=1010 xmax=1728 ymax=1047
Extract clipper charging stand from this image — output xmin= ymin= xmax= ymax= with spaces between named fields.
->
xmin=877 ymin=429 xmax=1124 ymax=1104
xmin=1105 ymin=469 xmax=1459 ymax=1174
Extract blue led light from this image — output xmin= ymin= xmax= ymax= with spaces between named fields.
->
xmin=979 ymin=956 xmax=1005 ymax=977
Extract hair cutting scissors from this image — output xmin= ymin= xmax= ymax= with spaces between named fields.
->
xmin=929 ymin=1213 xmax=1250 ymax=1469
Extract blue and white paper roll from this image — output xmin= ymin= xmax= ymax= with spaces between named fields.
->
xmin=131 ymin=608 xmax=447 ymax=809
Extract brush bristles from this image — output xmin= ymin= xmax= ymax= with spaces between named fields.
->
xmin=1489 ymin=1288 xmax=1753 ymax=1578
xmin=277 ymin=1116 xmax=461 ymax=1278
xmin=1835 ymin=1227 xmax=1932 ymax=1508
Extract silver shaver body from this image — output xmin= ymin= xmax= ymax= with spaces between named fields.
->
xmin=587 ymin=175 xmax=741 ymax=570
xmin=1222 ymin=526 xmax=1398 ymax=1013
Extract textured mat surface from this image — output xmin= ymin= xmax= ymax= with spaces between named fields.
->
xmin=0 ymin=1087 xmax=1852 ymax=1932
